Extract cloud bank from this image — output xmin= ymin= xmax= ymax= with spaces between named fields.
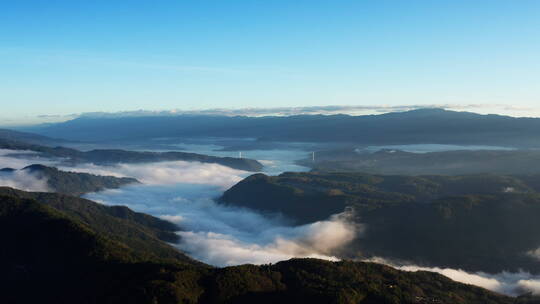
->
xmin=5 ymin=146 xmax=540 ymax=296
xmin=60 ymin=161 xmax=248 ymax=189
xmin=86 ymin=183 xmax=360 ymax=267
xmin=177 ymin=212 xmax=359 ymax=266
xmin=0 ymin=149 xmax=59 ymax=169
xmin=0 ymin=146 xmax=358 ymax=266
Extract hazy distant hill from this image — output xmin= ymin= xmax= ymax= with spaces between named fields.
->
xmin=0 ymin=164 xmax=139 ymax=196
xmin=0 ymin=128 xmax=68 ymax=146
xmin=24 ymin=109 xmax=540 ymax=147
xmin=0 ymin=137 xmax=263 ymax=171
xmin=298 ymin=149 xmax=540 ymax=175
xmin=221 ymin=172 xmax=540 ymax=273
xmin=1 ymin=191 xmax=523 ymax=304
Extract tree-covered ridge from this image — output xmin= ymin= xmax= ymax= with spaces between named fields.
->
xmin=3 ymin=192 xmax=536 ymax=304
xmin=203 ymin=259 xmax=520 ymax=304
xmin=0 ymin=194 xmax=204 ymax=304
xmin=0 ymin=187 xmax=193 ymax=263
xmin=221 ymin=172 xmax=540 ymax=222
xmin=0 ymin=137 xmax=263 ymax=171
xmin=221 ymin=172 xmax=540 ymax=273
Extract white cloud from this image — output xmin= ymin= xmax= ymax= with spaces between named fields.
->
xmin=86 ymin=182 xmax=360 ymax=267
xmin=0 ymin=170 xmax=50 ymax=192
xmin=527 ymin=248 xmax=540 ymax=260
xmin=0 ymin=149 xmax=59 ymax=169
xmin=0 ymin=149 xmax=55 ymax=192
xmin=176 ymin=212 xmax=359 ymax=266
xmin=366 ymin=257 xmax=540 ymax=296
xmin=60 ymin=161 xmax=248 ymax=189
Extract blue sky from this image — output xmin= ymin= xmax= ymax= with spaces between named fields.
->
xmin=1 ymin=0 xmax=539 ymax=125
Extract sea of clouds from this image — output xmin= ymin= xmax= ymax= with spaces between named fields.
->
xmin=2 ymin=147 xmax=540 ymax=296
xmin=86 ymin=182 xmax=359 ymax=266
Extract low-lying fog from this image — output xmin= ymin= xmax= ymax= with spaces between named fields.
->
xmin=86 ymin=183 xmax=358 ymax=266
xmin=2 ymin=143 xmax=540 ymax=296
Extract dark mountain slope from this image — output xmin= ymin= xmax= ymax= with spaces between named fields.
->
xmin=221 ymin=172 xmax=540 ymax=223
xmin=201 ymin=259 xmax=516 ymax=304
xmin=221 ymin=172 xmax=540 ymax=273
xmin=26 ymin=109 xmax=540 ymax=147
xmin=0 ymin=194 xmax=206 ymax=304
xmin=0 ymin=187 xmax=191 ymax=262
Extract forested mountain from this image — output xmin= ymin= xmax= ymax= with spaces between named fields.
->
xmin=221 ymin=172 xmax=540 ymax=273
xmin=24 ymin=109 xmax=540 ymax=147
xmin=2 ymin=190 xmax=531 ymax=304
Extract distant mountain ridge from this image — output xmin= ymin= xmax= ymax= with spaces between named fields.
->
xmin=0 ymin=137 xmax=263 ymax=171
xmin=0 ymin=128 xmax=69 ymax=146
xmin=299 ymin=148 xmax=540 ymax=175
xmin=23 ymin=109 xmax=540 ymax=147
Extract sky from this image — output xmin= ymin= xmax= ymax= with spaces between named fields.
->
xmin=0 ymin=0 xmax=539 ymax=125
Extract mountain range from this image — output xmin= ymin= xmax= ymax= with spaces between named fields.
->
xmin=22 ymin=109 xmax=540 ymax=147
